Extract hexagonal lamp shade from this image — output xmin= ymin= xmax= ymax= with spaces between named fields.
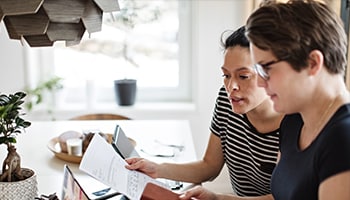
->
xmin=0 ymin=0 xmax=120 ymax=47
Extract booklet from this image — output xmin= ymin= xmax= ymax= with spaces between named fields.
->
xmin=79 ymin=133 xmax=173 ymax=200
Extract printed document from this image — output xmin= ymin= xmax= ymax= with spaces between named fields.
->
xmin=79 ymin=134 xmax=167 ymax=200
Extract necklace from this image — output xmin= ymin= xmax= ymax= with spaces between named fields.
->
xmin=314 ymin=97 xmax=336 ymax=131
xmin=300 ymin=96 xmax=339 ymax=148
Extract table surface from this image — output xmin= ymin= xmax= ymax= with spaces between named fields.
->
xmin=0 ymin=120 xmax=197 ymax=198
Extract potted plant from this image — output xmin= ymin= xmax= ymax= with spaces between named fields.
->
xmin=24 ymin=76 xmax=64 ymax=119
xmin=0 ymin=91 xmax=37 ymax=199
xmin=106 ymin=0 xmax=160 ymax=106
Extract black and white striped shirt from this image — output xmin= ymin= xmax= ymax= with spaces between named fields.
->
xmin=210 ymin=86 xmax=279 ymax=196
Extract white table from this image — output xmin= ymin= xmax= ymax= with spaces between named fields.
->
xmin=0 ymin=120 xmax=197 ymax=198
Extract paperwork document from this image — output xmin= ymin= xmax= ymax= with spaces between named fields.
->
xmin=79 ymin=134 xmax=168 ymax=200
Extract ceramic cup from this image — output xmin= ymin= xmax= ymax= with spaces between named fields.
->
xmin=66 ymin=138 xmax=83 ymax=156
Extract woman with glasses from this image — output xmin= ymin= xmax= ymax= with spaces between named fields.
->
xmin=126 ymin=26 xmax=283 ymax=199
xmin=180 ymin=0 xmax=350 ymax=200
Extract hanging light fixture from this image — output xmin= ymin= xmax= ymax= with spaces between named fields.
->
xmin=0 ymin=0 xmax=120 ymax=47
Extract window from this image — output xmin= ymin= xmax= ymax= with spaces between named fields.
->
xmin=34 ymin=0 xmax=192 ymax=107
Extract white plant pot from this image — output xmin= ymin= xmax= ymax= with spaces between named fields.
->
xmin=0 ymin=168 xmax=38 ymax=200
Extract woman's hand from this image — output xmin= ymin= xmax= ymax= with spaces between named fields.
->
xmin=125 ymin=157 xmax=159 ymax=178
xmin=179 ymin=186 xmax=218 ymax=200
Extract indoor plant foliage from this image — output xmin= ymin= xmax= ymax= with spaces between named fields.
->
xmin=24 ymin=76 xmax=64 ymax=120
xmin=0 ymin=92 xmax=31 ymax=181
xmin=24 ymin=76 xmax=64 ymax=112
xmin=0 ymin=92 xmax=37 ymax=199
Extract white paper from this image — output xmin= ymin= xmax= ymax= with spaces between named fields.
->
xmin=79 ymin=134 xmax=167 ymax=200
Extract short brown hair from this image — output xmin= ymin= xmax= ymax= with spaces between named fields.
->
xmin=245 ymin=0 xmax=347 ymax=74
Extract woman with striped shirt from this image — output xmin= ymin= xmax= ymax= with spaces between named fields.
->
xmin=126 ymin=26 xmax=283 ymax=199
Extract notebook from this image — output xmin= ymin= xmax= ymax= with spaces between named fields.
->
xmin=111 ymin=124 xmax=183 ymax=190
xmin=61 ymin=165 xmax=121 ymax=200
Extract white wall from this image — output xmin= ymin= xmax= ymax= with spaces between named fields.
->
xmin=0 ymin=0 xmax=252 ymax=192
xmin=190 ymin=0 xmax=251 ymax=156
xmin=0 ymin=25 xmax=26 ymax=93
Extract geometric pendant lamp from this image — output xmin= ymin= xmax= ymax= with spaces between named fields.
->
xmin=0 ymin=0 xmax=119 ymax=47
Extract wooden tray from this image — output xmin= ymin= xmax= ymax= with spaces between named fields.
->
xmin=47 ymin=137 xmax=83 ymax=164
xmin=47 ymin=134 xmax=136 ymax=164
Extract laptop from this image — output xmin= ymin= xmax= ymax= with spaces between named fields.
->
xmin=61 ymin=165 xmax=122 ymax=200
xmin=111 ymin=124 xmax=183 ymax=190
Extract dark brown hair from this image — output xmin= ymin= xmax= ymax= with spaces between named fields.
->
xmin=245 ymin=0 xmax=347 ymax=74
xmin=220 ymin=26 xmax=249 ymax=50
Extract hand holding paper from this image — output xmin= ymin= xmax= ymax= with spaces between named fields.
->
xmin=79 ymin=133 xmax=168 ymax=200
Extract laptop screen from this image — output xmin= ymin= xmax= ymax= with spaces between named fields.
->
xmin=62 ymin=165 xmax=91 ymax=200
xmin=61 ymin=165 xmax=119 ymax=200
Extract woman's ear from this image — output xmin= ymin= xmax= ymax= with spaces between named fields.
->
xmin=307 ymin=50 xmax=324 ymax=75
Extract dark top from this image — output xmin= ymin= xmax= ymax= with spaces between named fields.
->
xmin=271 ymin=104 xmax=350 ymax=200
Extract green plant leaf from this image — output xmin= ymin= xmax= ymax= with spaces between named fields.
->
xmin=0 ymin=92 xmax=31 ymax=146
xmin=24 ymin=76 xmax=64 ymax=112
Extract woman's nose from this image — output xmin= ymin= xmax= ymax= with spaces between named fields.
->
xmin=228 ymin=80 xmax=239 ymax=91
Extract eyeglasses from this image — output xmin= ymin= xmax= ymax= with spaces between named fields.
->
xmin=253 ymin=60 xmax=284 ymax=80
